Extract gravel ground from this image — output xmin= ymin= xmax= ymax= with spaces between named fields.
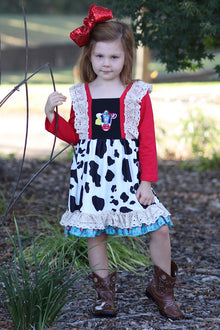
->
xmin=0 ymin=158 xmax=220 ymax=329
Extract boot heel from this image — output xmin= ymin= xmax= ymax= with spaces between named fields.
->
xmin=146 ymin=289 xmax=154 ymax=301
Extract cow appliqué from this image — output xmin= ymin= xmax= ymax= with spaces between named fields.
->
xmin=95 ymin=110 xmax=117 ymax=131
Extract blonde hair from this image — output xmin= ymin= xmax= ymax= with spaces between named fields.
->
xmin=79 ymin=21 xmax=134 ymax=85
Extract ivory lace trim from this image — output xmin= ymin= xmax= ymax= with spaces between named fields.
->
xmin=124 ymin=80 xmax=152 ymax=139
xmin=60 ymin=202 xmax=170 ymax=230
xmin=69 ymin=83 xmax=89 ymax=139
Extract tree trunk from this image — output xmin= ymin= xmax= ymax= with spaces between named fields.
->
xmin=142 ymin=46 xmax=151 ymax=83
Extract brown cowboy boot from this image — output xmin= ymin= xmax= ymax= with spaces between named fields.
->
xmin=92 ymin=271 xmax=117 ymax=317
xmin=146 ymin=261 xmax=183 ymax=319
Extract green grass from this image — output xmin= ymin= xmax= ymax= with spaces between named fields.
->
xmin=23 ymin=221 xmax=152 ymax=273
xmin=0 ymin=218 xmax=81 ymax=330
xmin=0 ymin=14 xmax=83 ymax=47
xmin=1 ymin=66 xmax=77 ymax=85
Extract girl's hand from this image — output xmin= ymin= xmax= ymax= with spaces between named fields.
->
xmin=136 ymin=181 xmax=155 ymax=206
xmin=44 ymin=92 xmax=67 ymax=123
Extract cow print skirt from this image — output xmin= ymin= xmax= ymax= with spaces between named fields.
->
xmin=60 ymin=139 xmax=173 ymax=237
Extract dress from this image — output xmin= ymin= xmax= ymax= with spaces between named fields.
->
xmin=45 ymin=80 xmax=173 ymax=238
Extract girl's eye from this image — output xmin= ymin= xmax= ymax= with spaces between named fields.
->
xmin=96 ymin=54 xmax=103 ymax=58
xmin=112 ymin=56 xmax=119 ymax=59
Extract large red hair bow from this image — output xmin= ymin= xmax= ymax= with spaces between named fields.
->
xmin=70 ymin=4 xmax=113 ymax=47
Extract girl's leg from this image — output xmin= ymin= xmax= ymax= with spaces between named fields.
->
xmin=87 ymin=232 xmax=109 ymax=278
xmin=149 ymin=225 xmax=171 ymax=275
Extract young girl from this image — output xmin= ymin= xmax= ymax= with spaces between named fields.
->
xmin=44 ymin=4 xmax=183 ymax=320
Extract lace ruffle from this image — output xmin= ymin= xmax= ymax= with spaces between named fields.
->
xmin=69 ymin=83 xmax=89 ymax=139
xmin=124 ymin=81 xmax=152 ymax=139
xmin=60 ymin=202 xmax=170 ymax=230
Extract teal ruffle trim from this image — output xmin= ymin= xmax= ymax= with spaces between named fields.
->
xmin=64 ymin=215 xmax=173 ymax=238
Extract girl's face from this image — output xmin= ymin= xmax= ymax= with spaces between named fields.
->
xmin=90 ymin=39 xmax=125 ymax=82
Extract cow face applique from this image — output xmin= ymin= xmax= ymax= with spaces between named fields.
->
xmin=95 ymin=110 xmax=117 ymax=131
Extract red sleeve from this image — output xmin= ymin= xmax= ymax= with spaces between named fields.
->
xmin=138 ymin=92 xmax=158 ymax=182
xmin=45 ymin=105 xmax=79 ymax=145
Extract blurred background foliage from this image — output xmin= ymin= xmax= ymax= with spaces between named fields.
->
xmin=100 ymin=0 xmax=220 ymax=74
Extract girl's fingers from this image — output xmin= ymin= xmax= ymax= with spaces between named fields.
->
xmin=51 ymin=94 xmax=66 ymax=103
xmin=136 ymin=194 xmax=154 ymax=206
xmin=46 ymin=92 xmax=67 ymax=110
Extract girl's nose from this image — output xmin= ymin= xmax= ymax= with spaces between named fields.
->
xmin=103 ymin=57 xmax=110 ymax=66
